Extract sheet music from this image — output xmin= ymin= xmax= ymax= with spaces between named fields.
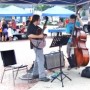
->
xmin=50 ymin=35 xmax=71 ymax=47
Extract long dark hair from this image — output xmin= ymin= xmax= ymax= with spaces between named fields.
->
xmin=30 ymin=14 xmax=40 ymax=24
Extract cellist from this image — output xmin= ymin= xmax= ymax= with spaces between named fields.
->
xmin=66 ymin=14 xmax=83 ymax=70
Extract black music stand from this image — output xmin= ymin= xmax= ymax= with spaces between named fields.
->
xmin=50 ymin=35 xmax=72 ymax=87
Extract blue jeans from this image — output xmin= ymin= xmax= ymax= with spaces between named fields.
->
xmin=32 ymin=48 xmax=46 ymax=78
xmin=67 ymin=42 xmax=71 ymax=57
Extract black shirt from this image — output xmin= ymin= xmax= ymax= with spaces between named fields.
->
xmin=2 ymin=23 xmax=8 ymax=31
xmin=27 ymin=23 xmax=39 ymax=36
xmin=27 ymin=23 xmax=40 ymax=49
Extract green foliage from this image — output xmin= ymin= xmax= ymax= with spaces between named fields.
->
xmin=65 ymin=6 xmax=75 ymax=12
xmin=82 ymin=10 xmax=86 ymax=16
xmin=34 ymin=5 xmax=53 ymax=11
xmin=0 ymin=4 xmax=10 ymax=8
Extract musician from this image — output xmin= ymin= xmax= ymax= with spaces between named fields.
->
xmin=21 ymin=14 xmax=50 ymax=82
xmin=66 ymin=14 xmax=82 ymax=70
xmin=87 ymin=21 xmax=90 ymax=34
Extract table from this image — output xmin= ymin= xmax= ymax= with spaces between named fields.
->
xmin=48 ymin=28 xmax=66 ymax=37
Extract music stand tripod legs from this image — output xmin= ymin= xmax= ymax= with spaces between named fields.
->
xmin=51 ymin=46 xmax=71 ymax=87
xmin=50 ymin=35 xmax=72 ymax=87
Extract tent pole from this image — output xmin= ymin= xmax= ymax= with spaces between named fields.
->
xmin=75 ymin=4 xmax=77 ymax=14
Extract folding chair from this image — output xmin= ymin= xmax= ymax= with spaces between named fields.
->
xmin=0 ymin=49 xmax=28 ymax=86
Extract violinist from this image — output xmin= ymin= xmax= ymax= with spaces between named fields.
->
xmin=66 ymin=14 xmax=82 ymax=70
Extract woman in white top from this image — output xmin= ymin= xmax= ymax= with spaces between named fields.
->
xmin=8 ymin=22 xmax=13 ymax=41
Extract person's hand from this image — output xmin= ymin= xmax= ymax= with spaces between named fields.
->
xmin=38 ymin=34 xmax=44 ymax=38
xmin=43 ymin=34 xmax=47 ymax=38
xmin=77 ymin=14 xmax=79 ymax=19
xmin=43 ymin=25 xmax=47 ymax=30
xmin=75 ymin=25 xmax=79 ymax=29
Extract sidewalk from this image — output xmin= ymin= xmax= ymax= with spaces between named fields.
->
xmin=29 ymin=35 xmax=90 ymax=90
xmin=29 ymin=67 xmax=90 ymax=90
xmin=0 ymin=35 xmax=90 ymax=90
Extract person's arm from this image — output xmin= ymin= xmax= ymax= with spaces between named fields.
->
xmin=28 ymin=34 xmax=44 ymax=39
xmin=77 ymin=14 xmax=83 ymax=26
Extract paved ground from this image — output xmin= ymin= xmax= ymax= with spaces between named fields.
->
xmin=0 ymin=37 xmax=63 ymax=90
xmin=0 ymin=32 xmax=90 ymax=90
xmin=29 ymin=35 xmax=90 ymax=90
xmin=29 ymin=67 xmax=90 ymax=90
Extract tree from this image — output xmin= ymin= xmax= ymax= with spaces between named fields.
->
xmin=0 ymin=4 xmax=10 ymax=8
xmin=34 ymin=5 xmax=53 ymax=11
xmin=65 ymin=6 xmax=75 ymax=12
xmin=82 ymin=10 xmax=86 ymax=16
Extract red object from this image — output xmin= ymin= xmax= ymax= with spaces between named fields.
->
xmin=12 ymin=20 xmax=16 ymax=30
xmin=65 ymin=19 xmax=69 ymax=24
xmin=72 ymin=28 xmax=89 ymax=67
xmin=20 ymin=26 xmax=25 ymax=33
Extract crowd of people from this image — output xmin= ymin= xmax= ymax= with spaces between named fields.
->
xmin=0 ymin=18 xmax=26 ymax=41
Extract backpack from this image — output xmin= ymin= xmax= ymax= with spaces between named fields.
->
xmin=81 ymin=67 xmax=90 ymax=78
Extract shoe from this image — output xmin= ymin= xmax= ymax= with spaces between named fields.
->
xmin=27 ymin=62 xmax=34 ymax=73
xmin=39 ymin=77 xmax=50 ymax=82
xmin=27 ymin=68 xmax=33 ymax=73
xmin=33 ymin=75 xmax=39 ymax=79
xmin=19 ymin=73 xmax=33 ymax=80
xmin=19 ymin=73 xmax=39 ymax=80
xmin=67 ymin=66 xmax=72 ymax=70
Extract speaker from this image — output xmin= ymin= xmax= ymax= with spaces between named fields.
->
xmin=1 ymin=50 xmax=16 ymax=66
xmin=44 ymin=51 xmax=65 ymax=70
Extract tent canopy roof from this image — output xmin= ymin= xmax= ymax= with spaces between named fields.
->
xmin=0 ymin=5 xmax=33 ymax=16
xmin=42 ymin=6 xmax=75 ymax=17
xmin=0 ymin=0 xmax=89 ymax=5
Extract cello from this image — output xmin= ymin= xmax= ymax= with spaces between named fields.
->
xmin=72 ymin=16 xmax=89 ymax=67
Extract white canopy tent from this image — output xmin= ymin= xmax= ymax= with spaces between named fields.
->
xmin=42 ymin=6 xmax=75 ymax=17
xmin=0 ymin=5 xmax=33 ymax=16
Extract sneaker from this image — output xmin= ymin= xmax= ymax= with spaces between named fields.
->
xmin=39 ymin=77 xmax=50 ymax=82
xmin=27 ymin=63 xmax=34 ymax=73
xmin=27 ymin=68 xmax=33 ymax=73
xmin=19 ymin=73 xmax=33 ymax=80
xmin=20 ymin=73 xmax=39 ymax=80
xmin=67 ymin=66 xmax=72 ymax=70
xmin=33 ymin=75 xmax=39 ymax=79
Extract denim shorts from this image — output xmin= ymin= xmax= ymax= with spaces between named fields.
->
xmin=2 ymin=31 xmax=8 ymax=36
